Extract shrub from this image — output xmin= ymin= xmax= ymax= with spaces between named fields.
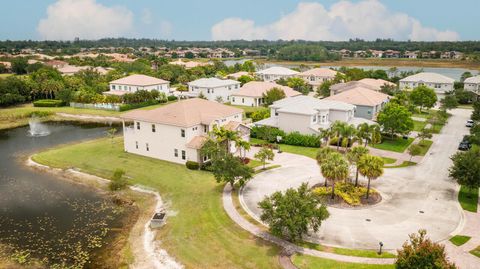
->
xmin=33 ymin=99 xmax=65 ymax=107
xmin=185 ymin=161 xmax=200 ymax=170
xmin=329 ymin=137 xmax=354 ymax=148
xmin=119 ymin=100 xmax=159 ymax=111
xmin=251 ymin=126 xmax=321 ymax=147
xmin=250 ymin=108 xmax=270 ymax=122
xmin=109 ymin=169 xmax=128 ymax=191
xmin=313 ymin=182 xmax=375 ymax=206
xmin=167 ymin=95 xmax=178 ymax=101
xmin=27 ymin=111 xmax=54 ymax=118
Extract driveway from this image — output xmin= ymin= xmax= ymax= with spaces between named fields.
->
xmin=241 ymin=108 xmax=470 ymax=250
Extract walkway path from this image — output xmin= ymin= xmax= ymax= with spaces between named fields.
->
xmin=222 ymin=184 xmax=395 ymax=265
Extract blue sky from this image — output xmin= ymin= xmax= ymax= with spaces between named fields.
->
xmin=0 ymin=0 xmax=478 ymax=41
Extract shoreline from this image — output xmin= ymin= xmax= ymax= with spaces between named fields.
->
xmin=26 ymin=157 xmax=182 ymax=269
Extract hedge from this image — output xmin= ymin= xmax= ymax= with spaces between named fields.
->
xmin=251 ymin=126 xmax=321 ymax=147
xmin=33 ymin=99 xmax=65 ymax=107
xmin=119 ymin=100 xmax=159 ymax=111
xmin=185 ymin=161 xmax=200 ymax=170
xmin=167 ymin=95 xmax=178 ymax=101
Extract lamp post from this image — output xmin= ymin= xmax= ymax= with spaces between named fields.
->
xmin=276 ymin=136 xmax=282 ymax=153
xmin=378 ymin=242 xmax=384 ymax=255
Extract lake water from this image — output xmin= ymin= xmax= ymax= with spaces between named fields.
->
xmin=0 ymin=122 xmax=123 ymax=267
xmin=224 ymin=59 xmax=478 ymax=81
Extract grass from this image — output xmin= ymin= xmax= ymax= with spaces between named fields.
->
xmin=384 ymin=161 xmax=416 ymax=169
xmin=470 ymin=246 xmax=480 ymax=258
xmin=371 ymin=137 xmax=414 ymax=153
xmin=32 ymin=137 xmax=283 ymax=268
xmin=250 ymin=138 xmax=318 ymax=159
xmin=382 ymin=157 xmax=396 ymax=165
xmin=0 ymin=73 xmax=13 ymax=78
xmin=413 ymin=120 xmax=427 ymax=132
xmin=247 ymin=159 xmax=264 ymax=169
xmin=292 ymin=254 xmax=395 ymax=269
xmin=299 ymin=241 xmax=395 ymax=259
xmin=229 ymin=104 xmax=265 ymax=114
xmin=417 ymin=140 xmax=433 ymax=156
xmin=449 ymin=235 xmax=471 ymax=246
xmin=458 ymin=185 xmax=479 ymax=213
xmin=254 ymin=165 xmax=282 ymax=174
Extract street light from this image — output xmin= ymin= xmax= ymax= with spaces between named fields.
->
xmin=378 ymin=242 xmax=384 ymax=255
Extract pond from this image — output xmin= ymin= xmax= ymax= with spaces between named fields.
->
xmin=0 ymin=121 xmax=125 ymax=268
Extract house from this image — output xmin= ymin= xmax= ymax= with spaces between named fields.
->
xmin=121 ymin=98 xmax=249 ymax=164
xmin=254 ymin=96 xmax=374 ymax=135
xmin=324 ymin=87 xmax=390 ymax=120
xmin=186 ymin=77 xmax=240 ymax=102
xmin=230 ymin=81 xmax=302 ymax=107
xmin=399 ymin=72 xmax=455 ymax=98
xmin=298 ymin=68 xmax=339 ymax=87
xmin=384 ymin=50 xmax=401 ymax=58
xmin=106 ymin=74 xmax=170 ymax=96
xmin=255 ymin=66 xmax=299 ymax=82
xmin=370 ymin=50 xmax=384 ymax=58
xmin=403 ymin=51 xmax=419 ymax=59
xmin=0 ymin=61 xmax=11 ymax=71
xmin=169 ymin=59 xmax=209 ymax=69
xmin=44 ymin=60 xmax=68 ymax=69
xmin=58 ymin=65 xmax=111 ymax=76
xmin=464 ymin=76 xmax=480 ymax=96
xmin=330 ymin=78 xmax=396 ymax=95
xmin=227 ymin=71 xmax=251 ymax=80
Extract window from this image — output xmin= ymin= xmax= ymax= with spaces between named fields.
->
xmin=112 ymin=85 xmax=116 ymax=90
xmin=181 ymin=150 xmax=186 ymax=160
xmin=232 ymin=97 xmax=235 ymax=102
xmin=146 ymin=143 xmax=149 ymax=151
xmin=181 ymin=129 xmax=185 ymax=137
xmin=174 ymin=149 xmax=178 ymax=157
xmin=204 ymin=125 xmax=208 ymax=133
xmin=242 ymin=98 xmax=245 ymax=103
xmin=135 ymin=141 xmax=138 ymax=149
xmin=136 ymin=122 xmax=140 ymax=130
xmin=152 ymin=124 xmax=156 ymax=132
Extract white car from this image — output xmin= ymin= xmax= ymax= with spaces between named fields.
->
xmin=466 ymin=120 xmax=474 ymax=128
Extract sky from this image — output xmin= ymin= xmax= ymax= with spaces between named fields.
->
xmin=0 ymin=0 xmax=478 ymax=41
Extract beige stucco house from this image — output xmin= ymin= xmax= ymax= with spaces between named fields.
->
xmin=121 ymin=98 xmax=249 ymax=165
xmin=186 ymin=77 xmax=240 ymax=103
xmin=464 ymin=76 xmax=480 ymax=96
xmin=298 ymin=68 xmax=339 ymax=87
xmin=399 ymin=72 xmax=455 ymax=98
xmin=255 ymin=96 xmax=374 ymax=135
xmin=255 ymin=66 xmax=299 ymax=82
xmin=330 ymin=78 xmax=396 ymax=95
xmin=107 ymin=74 xmax=170 ymax=96
xmin=230 ymin=81 xmax=302 ymax=107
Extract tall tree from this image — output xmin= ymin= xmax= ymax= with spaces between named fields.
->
xmin=396 ymin=230 xmax=456 ymax=269
xmin=377 ymin=103 xmax=414 ymax=138
xmin=262 ymin=87 xmax=286 ymax=106
xmin=254 ymin=146 xmax=275 ymax=169
xmin=449 ymin=146 xmax=480 ymax=190
xmin=258 ymin=183 xmax=329 ymax=242
xmin=211 ymin=125 xmax=240 ymax=153
xmin=320 ymin=152 xmax=349 ymax=199
xmin=357 ymin=154 xmax=384 ymax=199
xmin=347 ymin=146 xmax=370 ymax=187
xmin=409 ymin=85 xmax=438 ymax=112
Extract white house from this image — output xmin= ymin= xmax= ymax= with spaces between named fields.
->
xmin=255 ymin=66 xmax=299 ymax=82
xmin=399 ymin=72 xmax=455 ymax=98
xmin=464 ymin=76 xmax=480 ymax=96
xmin=121 ymin=98 xmax=250 ymax=165
xmin=107 ymin=74 xmax=170 ymax=96
xmin=255 ymin=96 xmax=374 ymax=135
xmin=186 ymin=77 xmax=240 ymax=102
xmin=330 ymin=78 xmax=396 ymax=96
xmin=230 ymin=81 xmax=302 ymax=107
xmin=298 ymin=68 xmax=339 ymax=87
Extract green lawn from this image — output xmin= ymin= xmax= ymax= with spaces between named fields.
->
xmin=382 ymin=157 xmax=396 ymax=165
xmin=413 ymin=120 xmax=427 ymax=132
xmin=449 ymin=235 xmax=471 ymax=246
xmin=32 ymin=137 xmax=282 ymax=268
xmin=250 ymin=138 xmax=318 ymax=159
xmin=371 ymin=137 xmax=414 ymax=153
xmin=299 ymin=242 xmax=395 ymax=259
xmin=458 ymin=185 xmax=479 ymax=213
xmin=292 ymin=254 xmax=395 ymax=269
xmin=0 ymin=73 xmax=13 ymax=78
xmin=417 ymin=140 xmax=433 ymax=156
xmin=470 ymin=246 xmax=480 ymax=258
xmin=384 ymin=161 xmax=416 ymax=169
xmin=229 ymin=105 xmax=265 ymax=114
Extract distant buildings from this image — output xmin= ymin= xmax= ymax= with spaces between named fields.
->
xmin=399 ymin=72 xmax=455 ymax=98
xmin=464 ymin=76 xmax=480 ymax=96
xmin=106 ymin=74 xmax=170 ymax=96
xmin=255 ymin=96 xmax=373 ymax=135
xmin=230 ymin=81 xmax=301 ymax=107
xmin=57 ymin=65 xmax=111 ymax=76
xmin=256 ymin=66 xmax=299 ymax=82
xmin=121 ymin=98 xmax=249 ymax=164
xmin=186 ymin=78 xmax=240 ymax=102
xmin=169 ymin=59 xmax=210 ymax=69
xmin=298 ymin=68 xmax=339 ymax=87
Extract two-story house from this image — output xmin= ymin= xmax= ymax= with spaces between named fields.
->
xmin=464 ymin=76 xmax=480 ymax=96
xmin=298 ymin=68 xmax=339 ymax=87
xmin=121 ymin=98 xmax=249 ymax=165
xmin=399 ymin=72 xmax=455 ymax=98
xmin=107 ymin=74 xmax=170 ymax=96
xmin=186 ymin=78 xmax=240 ymax=103
xmin=254 ymin=96 xmax=374 ymax=135
xmin=230 ymin=81 xmax=301 ymax=107
xmin=255 ymin=66 xmax=299 ymax=82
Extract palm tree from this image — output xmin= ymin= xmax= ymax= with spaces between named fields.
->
xmin=346 ymin=146 xmax=369 ymax=187
xmin=211 ymin=125 xmax=240 ymax=153
xmin=356 ymin=123 xmax=371 ymax=147
xmin=330 ymin=121 xmax=347 ymax=151
xmin=318 ymin=128 xmax=334 ymax=147
xmin=237 ymin=140 xmax=251 ymax=160
xmin=316 ymin=147 xmax=335 ymax=186
xmin=342 ymin=124 xmax=357 ymax=152
xmin=320 ymin=152 xmax=349 ymax=199
xmin=357 ymin=155 xmax=384 ymax=199
xmin=370 ymin=124 xmax=382 ymax=146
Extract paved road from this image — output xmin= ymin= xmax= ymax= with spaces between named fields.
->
xmin=241 ymin=109 xmax=470 ymax=251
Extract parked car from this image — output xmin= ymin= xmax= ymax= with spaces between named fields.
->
xmin=466 ymin=120 xmax=475 ymax=128
xmin=458 ymin=135 xmax=471 ymax=151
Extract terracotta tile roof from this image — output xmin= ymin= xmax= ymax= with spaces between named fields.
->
xmin=325 ymin=87 xmax=390 ymax=106
xmin=121 ymin=98 xmax=243 ymax=127
xmin=256 ymin=66 xmax=299 ymax=76
xmin=400 ymin=72 xmax=455 ymax=84
xmin=110 ymin=74 xmax=169 ymax=86
xmin=358 ymin=78 xmax=396 ymax=89
xmin=232 ymin=81 xmax=302 ymax=98
xmin=186 ymin=136 xmax=209 ymax=149
xmin=299 ymin=68 xmax=338 ymax=77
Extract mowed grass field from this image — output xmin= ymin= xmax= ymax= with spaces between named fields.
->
xmin=32 ymin=137 xmax=282 ymax=268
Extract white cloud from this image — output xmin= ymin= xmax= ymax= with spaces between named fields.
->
xmin=159 ymin=20 xmax=173 ymax=37
xmin=37 ymin=0 xmax=133 ymax=40
xmin=211 ymin=0 xmax=459 ymax=41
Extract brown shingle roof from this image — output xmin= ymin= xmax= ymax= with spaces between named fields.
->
xmin=121 ymin=98 xmax=243 ymax=127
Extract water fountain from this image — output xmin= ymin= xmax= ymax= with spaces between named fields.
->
xmin=28 ymin=117 xmax=51 ymax=137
